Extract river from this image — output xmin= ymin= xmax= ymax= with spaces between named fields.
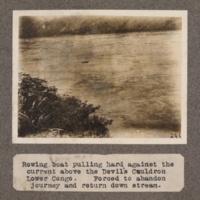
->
xmin=19 ymin=31 xmax=181 ymax=137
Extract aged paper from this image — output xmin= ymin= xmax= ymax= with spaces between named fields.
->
xmin=13 ymin=154 xmax=184 ymax=192
xmin=12 ymin=10 xmax=187 ymax=144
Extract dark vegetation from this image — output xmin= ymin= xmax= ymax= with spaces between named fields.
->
xmin=19 ymin=16 xmax=181 ymax=39
xmin=18 ymin=73 xmax=113 ymax=137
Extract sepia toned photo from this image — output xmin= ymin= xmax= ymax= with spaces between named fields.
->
xmin=12 ymin=10 xmax=187 ymax=144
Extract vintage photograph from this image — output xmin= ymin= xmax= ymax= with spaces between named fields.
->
xmin=12 ymin=10 xmax=187 ymax=144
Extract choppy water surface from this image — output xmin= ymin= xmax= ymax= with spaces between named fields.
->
xmin=19 ymin=31 xmax=181 ymax=137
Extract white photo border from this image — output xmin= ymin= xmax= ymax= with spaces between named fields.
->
xmin=12 ymin=10 xmax=187 ymax=144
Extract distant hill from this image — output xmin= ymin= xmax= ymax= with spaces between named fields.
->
xmin=19 ymin=16 xmax=182 ymax=39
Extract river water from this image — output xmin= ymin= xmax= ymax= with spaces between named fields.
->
xmin=19 ymin=31 xmax=181 ymax=137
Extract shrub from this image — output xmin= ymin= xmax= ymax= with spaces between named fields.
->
xmin=18 ymin=73 xmax=112 ymax=137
